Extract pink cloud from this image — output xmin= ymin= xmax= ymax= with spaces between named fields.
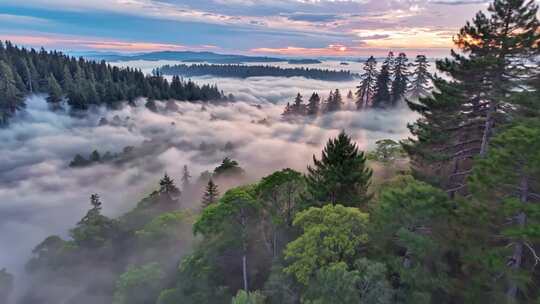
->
xmin=0 ymin=34 xmax=219 ymax=53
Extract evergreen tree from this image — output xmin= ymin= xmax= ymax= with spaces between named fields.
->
xmin=346 ymin=90 xmax=353 ymax=99
xmin=325 ymin=89 xmax=343 ymax=112
xmin=290 ymin=93 xmax=305 ymax=115
xmin=181 ymin=165 xmax=191 ymax=191
xmin=202 ymin=179 xmax=219 ymax=207
xmin=372 ymin=52 xmax=393 ymax=108
xmin=0 ymin=60 xmax=24 ymax=125
xmin=306 ymin=131 xmax=372 ymax=207
xmin=356 ymin=56 xmax=378 ymax=109
xmin=406 ymin=0 xmax=539 ymax=194
xmin=46 ymin=74 xmax=63 ymax=104
xmin=89 ymin=150 xmax=101 ymax=162
xmin=159 ymin=173 xmax=181 ymax=199
xmin=390 ymin=52 xmax=409 ymax=106
xmin=70 ymin=194 xmax=117 ymax=249
xmin=306 ymin=92 xmax=320 ymax=116
xmin=409 ymin=55 xmax=432 ymax=99
xmin=469 ymin=121 xmax=540 ymax=302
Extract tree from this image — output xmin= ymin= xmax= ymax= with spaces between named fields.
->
xmin=368 ymin=139 xmax=406 ymax=162
xmin=406 ymin=0 xmax=540 ymax=194
xmin=304 ymin=260 xmax=393 ymax=304
xmin=113 ymin=262 xmax=165 ymax=304
xmin=284 ymin=204 xmax=369 ymax=285
xmin=372 ymin=52 xmax=394 ymax=108
xmin=182 ymin=165 xmax=192 ymax=190
xmin=356 ymin=56 xmax=378 ymax=109
xmin=325 ymin=89 xmax=343 ymax=112
xmin=214 ymin=157 xmax=244 ymax=178
xmin=46 ymin=74 xmax=63 ymax=104
xmin=70 ymin=194 xmax=117 ymax=249
xmin=347 ymin=90 xmax=354 ymax=99
xmin=255 ymin=169 xmax=305 ymax=257
xmin=90 ymin=150 xmax=101 ymax=162
xmin=202 ymin=179 xmax=220 ymax=207
xmin=231 ymin=290 xmax=266 ymax=304
xmin=469 ymin=122 xmax=540 ymax=302
xmin=409 ymin=55 xmax=432 ymax=99
xmin=0 ymin=60 xmax=24 ymax=125
xmin=390 ymin=52 xmax=409 ymax=106
xmin=306 ymin=92 xmax=320 ymax=116
xmin=306 ymin=131 xmax=372 ymax=207
xmin=290 ymin=93 xmax=305 ymax=115
xmin=159 ymin=173 xmax=181 ymax=200
xmin=370 ymin=177 xmax=455 ymax=303
xmin=194 ymin=187 xmax=260 ymax=291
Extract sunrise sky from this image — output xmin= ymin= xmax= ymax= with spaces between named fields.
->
xmin=0 ymin=0 xmax=507 ymax=57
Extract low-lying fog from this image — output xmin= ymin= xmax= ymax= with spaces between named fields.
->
xmin=0 ymin=60 xmax=419 ymax=297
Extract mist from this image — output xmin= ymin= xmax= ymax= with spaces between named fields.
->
xmin=0 ymin=70 xmax=418 ymax=302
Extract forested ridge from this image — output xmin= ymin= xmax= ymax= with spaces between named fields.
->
xmin=157 ymin=64 xmax=358 ymax=81
xmin=1 ymin=0 xmax=540 ymax=304
xmin=0 ymin=42 xmax=227 ymax=125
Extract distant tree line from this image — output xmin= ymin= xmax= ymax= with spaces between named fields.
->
xmin=282 ymin=89 xmax=350 ymax=117
xmin=156 ymin=64 xmax=358 ymax=81
xmin=0 ymin=41 xmax=227 ymax=125
xmin=356 ymin=53 xmax=432 ymax=109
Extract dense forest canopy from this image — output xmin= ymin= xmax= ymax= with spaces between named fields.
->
xmin=0 ymin=41 xmax=228 ymax=125
xmin=156 ymin=64 xmax=358 ymax=81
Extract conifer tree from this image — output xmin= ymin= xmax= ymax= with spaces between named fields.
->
xmin=325 ymin=89 xmax=343 ymax=112
xmin=0 ymin=60 xmax=24 ymax=125
xmin=306 ymin=131 xmax=372 ymax=207
xmin=406 ymin=0 xmax=539 ymax=193
xmin=390 ymin=52 xmax=409 ymax=106
xmin=181 ymin=165 xmax=191 ymax=190
xmin=307 ymin=92 xmax=320 ymax=116
xmin=469 ymin=122 xmax=540 ymax=302
xmin=290 ymin=93 xmax=305 ymax=115
xmin=202 ymin=179 xmax=219 ymax=207
xmin=372 ymin=52 xmax=394 ymax=108
xmin=159 ymin=173 xmax=180 ymax=199
xmin=356 ymin=56 xmax=378 ymax=109
xmin=346 ymin=90 xmax=353 ymax=99
xmin=408 ymin=55 xmax=432 ymax=99
xmin=46 ymin=74 xmax=63 ymax=104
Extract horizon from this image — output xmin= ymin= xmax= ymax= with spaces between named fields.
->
xmin=0 ymin=0 xmax=511 ymax=58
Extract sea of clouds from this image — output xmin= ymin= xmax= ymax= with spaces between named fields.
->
xmin=0 ymin=66 xmax=419 ymax=301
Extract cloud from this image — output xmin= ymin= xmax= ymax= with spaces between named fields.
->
xmin=0 ymin=14 xmax=51 ymax=26
xmin=283 ymin=12 xmax=342 ymax=22
xmin=0 ymin=64 xmax=420 ymax=301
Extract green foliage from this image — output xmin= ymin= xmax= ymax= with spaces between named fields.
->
xmin=367 ymin=139 xmax=406 ymax=162
xmin=372 ymin=52 xmax=393 ymax=108
xmin=135 ymin=211 xmax=192 ymax=242
xmin=70 ymin=194 xmax=118 ymax=249
xmin=356 ymin=56 xmax=378 ymax=109
xmin=304 ymin=259 xmax=392 ymax=304
xmin=306 ymin=131 xmax=372 ymax=207
xmin=284 ymin=204 xmax=369 ymax=284
xmin=202 ymin=179 xmax=220 ymax=207
xmin=214 ymin=157 xmax=245 ymax=178
xmin=370 ymin=177 xmax=455 ymax=303
xmin=231 ymin=290 xmax=266 ymax=304
xmin=112 ymin=262 xmax=165 ymax=304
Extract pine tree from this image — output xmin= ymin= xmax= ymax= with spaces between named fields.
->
xmin=307 ymin=92 xmax=320 ymax=116
xmin=46 ymin=74 xmax=63 ymax=104
xmin=409 ymin=55 xmax=432 ymax=99
xmin=202 ymin=179 xmax=220 ymax=207
xmin=0 ymin=60 xmax=24 ymax=125
xmin=346 ymin=90 xmax=353 ymax=99
xmin=306 ymin=131 xmax=372 ymax=207
xmin=356 ymin=56 xmax=378 ymax=109
xmin=406 ymin=0 xmax=539 ymax=194
xmin=290 ymin=93 xmax=305 ymax=115
xmin=372 ymin=52 xmax=393 ymax=108
xmin=159 ymin=173 xmax=180 ymax=198
xmin=390 ymin=52 xmax=409 ymax=106
xmin=469 ymin=121 xmax=540 ymax=302
xmin=325 ymin=89 xmax=343 ymax=112
xmin=182 ymin=165 xmax=191 ymax=190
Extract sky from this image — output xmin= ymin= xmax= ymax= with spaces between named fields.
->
xmin=0 ymin=0 xmax=501 ymax=57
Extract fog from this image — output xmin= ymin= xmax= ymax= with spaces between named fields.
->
xmin=0 ymin=63 xmax=419 ymax=301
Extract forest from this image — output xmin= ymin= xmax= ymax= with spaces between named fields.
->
xmin=0 ymin=0 xmax=539 ymax=303
xmin=156 ymin=64 xmax=358 ymax=81
xmin=0 ymin=43 xmax=227 ymax=125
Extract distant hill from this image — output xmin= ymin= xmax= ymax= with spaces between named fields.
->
xmin=79 ymin=51 xmax=287 ymax=64
xmin=288 ymin=59 xmax=322 ymax=64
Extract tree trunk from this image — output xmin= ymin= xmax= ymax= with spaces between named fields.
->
xmin=479 ymin=103 xmax=495 ymax=157
xmin=242 ymin=253 xmax=249 ymax=292
xmin=240 ymin=211 xmax=249 ymax=291
xmin=506 ymin=174 xmax=528 ymax=303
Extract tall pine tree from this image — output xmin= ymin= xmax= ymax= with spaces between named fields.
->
xmin=356 ymin=56 xmax=378 ymax=109
xmin=372 ymin=52 xmax=394 ymax=108
xmin=390 ymin=52 xmax=409 ymax=106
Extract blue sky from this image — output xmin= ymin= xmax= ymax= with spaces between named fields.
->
xmin=0 ymin=0 xmax=499 ymax=56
